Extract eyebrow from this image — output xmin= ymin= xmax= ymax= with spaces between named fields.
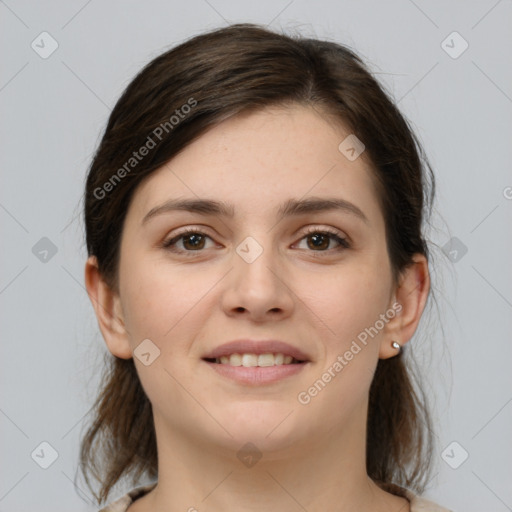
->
xmin=141 ymin=196 xmax=369 ymax=226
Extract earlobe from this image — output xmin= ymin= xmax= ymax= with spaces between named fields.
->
xmin=379 ymin=254 xmax=430 ymax=359
xmin=84 ymin=255 xmax=133 ymax=359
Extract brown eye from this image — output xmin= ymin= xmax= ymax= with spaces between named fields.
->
xmin=162 ymin=229 xmax=214 ymax=253
xmin=181 ymin=233 xmax=206 ymax=250
xmin=306 ymin=233 xmax=330 ymax=250
xmin=297 ymin=228 xmax=350 ymax=252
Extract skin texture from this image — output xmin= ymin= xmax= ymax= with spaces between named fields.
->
xmin=85 ymin=104 xmax=429 ymax=511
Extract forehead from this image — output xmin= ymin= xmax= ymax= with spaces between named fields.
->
xmin=128 ymin=105 xmax=383 ymax=227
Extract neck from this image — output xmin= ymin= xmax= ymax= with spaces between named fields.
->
xmin=132 ymin=403 xmax=408 ymax=512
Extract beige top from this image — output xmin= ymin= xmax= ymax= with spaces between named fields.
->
xmin=98 ymin=482 xmax=453 ymax=511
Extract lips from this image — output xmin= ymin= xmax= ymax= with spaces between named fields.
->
xmin=202 ymin=339 xmax=311 ymax=385
xmin=201 ymin=339 xmax=311 ymax=363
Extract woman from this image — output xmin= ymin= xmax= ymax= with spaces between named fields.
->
xmin=81 ymin=23 xmax=451 ymax=512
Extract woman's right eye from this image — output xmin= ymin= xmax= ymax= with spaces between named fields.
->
xmin=162 ymin=230 xmax=215 ymax=253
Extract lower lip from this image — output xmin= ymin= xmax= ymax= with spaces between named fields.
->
xmin=203 ymin=360 xmax=309 ymax=385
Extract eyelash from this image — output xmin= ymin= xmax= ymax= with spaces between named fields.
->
xmin=161 ymin=226 xmax=350 ymax=256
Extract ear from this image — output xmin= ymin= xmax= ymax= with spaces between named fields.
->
xmin=379 ymin=253 xmax=430 ymax=359
xmin=84 ymin=255 xmax=132 ymax=359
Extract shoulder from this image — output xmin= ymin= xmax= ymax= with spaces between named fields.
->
xmin=96 ymin=482 xmax=453 ymax=512
xmin=404 ymin=488 xmax=453 ymax=512
xmin=380 ymin=482 xmax=453 ymax=511
xmin=97 ymin=483 xmax=157 ymax=512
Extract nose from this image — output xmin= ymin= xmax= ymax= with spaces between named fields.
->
xmin=220 ymin=236 xmax=295 ymax=322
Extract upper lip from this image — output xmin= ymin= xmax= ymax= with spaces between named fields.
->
xmin=202 ymin=339 xmax=311 ymax=362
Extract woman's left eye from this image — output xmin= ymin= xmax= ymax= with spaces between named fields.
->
xmin=295 ymin=228 xmax=350 ymax=252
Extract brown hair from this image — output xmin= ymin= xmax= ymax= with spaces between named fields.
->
xmin=79 ymin=22 xmax=437 ymax=505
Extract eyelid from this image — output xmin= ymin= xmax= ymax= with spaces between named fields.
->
xmin=300 ymin=225 xmax=347 ymax=238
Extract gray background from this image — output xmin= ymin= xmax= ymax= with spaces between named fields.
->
xmin=1 ymin=1 xmax=511 ymax=511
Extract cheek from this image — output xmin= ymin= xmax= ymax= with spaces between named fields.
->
xmin=295 ymin=263 xmax=390 ymax=345
xmin=120 ymin=255 xmax=178 ymax=329
xmin=119 ymin=255 xmax=219 ymax=357
xmin=296 ymin=270 xmax=385 ymax=420
xmin=118 ymin=261 xmax=203 ymax=410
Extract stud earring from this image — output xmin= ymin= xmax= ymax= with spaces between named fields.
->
xmin=391 ymin=340 xmax=401 ymax=351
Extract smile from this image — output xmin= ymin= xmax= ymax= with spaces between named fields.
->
xmin=202 ymin=355 xmax=309 ymax=385
xmin=204 ymin=353 xmax=304 ymax=366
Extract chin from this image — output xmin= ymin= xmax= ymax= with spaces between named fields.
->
xmin=215 ymin=428 xmax=301 ymax=460
xmin=213 ymin=401 xmax=302 ymax=450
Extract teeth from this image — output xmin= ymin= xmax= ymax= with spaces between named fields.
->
xmin=242 ymin=354 xmax=258 ymax=367
xmin=229 ymin=354 xmax=242 ymax=366
xmin=213 ymin=353 xmax=301 ymax=366
xmin=257 ymin=354 xmax=274 ymax=367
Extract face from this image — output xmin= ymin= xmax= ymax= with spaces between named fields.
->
xmin=111 ymin=104 xmax=399 ymax=454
